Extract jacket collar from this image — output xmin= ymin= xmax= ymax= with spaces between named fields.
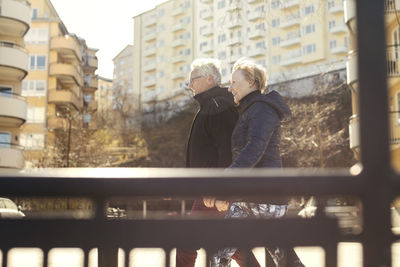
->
xmin=193 ymin=86 xmax=228 ymax=107
xmin=237 ymin=90 xmax=261 ymax=114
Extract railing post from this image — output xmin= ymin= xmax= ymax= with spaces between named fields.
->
xmin=98 ymin=247 xmax=118 ymax=267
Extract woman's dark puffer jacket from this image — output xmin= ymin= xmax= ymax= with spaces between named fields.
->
xmin=230 ymin=90 xmax=291 ymax=168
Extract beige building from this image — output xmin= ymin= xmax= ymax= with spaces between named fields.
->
xmin=113 ymin=44 xmax=134 ymax=94
xmin=21 ymin=0 xmax=98 ymax=167
xmin=0 ymin=0 xmax=31 ymax=169
xmin=95 ymin=76 xmax=113 ymax=112
xmin=133 ymin=0 xmax=350 ymax=124
xmin=346 ymin=0 xmax=400 ymax=171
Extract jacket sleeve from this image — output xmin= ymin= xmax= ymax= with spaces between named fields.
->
xmin=230 ymin=102 xmax=280 ymax=168
xmin=206 ymin=104 xmax=237 ymax=167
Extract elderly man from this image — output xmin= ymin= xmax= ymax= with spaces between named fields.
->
xmin=176 ymin=58 xmax=260 ymax=267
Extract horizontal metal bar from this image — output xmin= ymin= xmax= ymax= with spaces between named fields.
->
xmin=0 ymin=168 xmax=366 ymax=197
xmin=0 ymin=217 xmax=339 ymax=249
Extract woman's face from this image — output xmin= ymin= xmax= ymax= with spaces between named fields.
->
xmin=229 ymin=70 xmax=255 ymax=104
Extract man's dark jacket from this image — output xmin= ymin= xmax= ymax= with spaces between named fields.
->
xmin=186 ymin=86 xmax=238 ymax=167
xmin=230 ymin=90 xmax=291 ymax=168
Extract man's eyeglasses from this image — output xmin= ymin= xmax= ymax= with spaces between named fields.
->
xmin=189 ymin=75 xmax=204 ymax=85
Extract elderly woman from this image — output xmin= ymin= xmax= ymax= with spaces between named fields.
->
xmin=211 ymin=58 xmax=304 ymax=267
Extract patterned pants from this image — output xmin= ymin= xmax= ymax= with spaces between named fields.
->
xmin=211 ymin=202 xmax=299 ymax=267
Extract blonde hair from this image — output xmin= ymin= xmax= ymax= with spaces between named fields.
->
xmin=232 ymin=57 xmax=267 ymax=93
xmin=191 ymin=58 xmax=222 ymax=86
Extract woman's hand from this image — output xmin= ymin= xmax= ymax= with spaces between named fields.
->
xmin=215 ymin=200 xmax=230 ymax=212
xmin=203 ymin=197 xmax=216 ymax=208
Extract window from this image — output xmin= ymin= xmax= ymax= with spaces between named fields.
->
xmin=303 ymin=24 xmax=316 ymax=35
xmin=84 ymin=94 xmax=92 ymax=103
xmin=271 ymin=0 xmax=279 ymax=9
xmin=32 ymin=8 xmax=38 ymax=19
xmin=24 ymin=28 xmax=49 ymax=44
xmin=20 ymin=133 xmax=45 ymax=150
xmin=84 ymin=114 xmax=91 ymax=123
xmin=329 ymin=20 xmax=336 ymax=29
xmin=272 ymin=37 xmax=280 ymax=46
xmin=271 ymin=18 xmax=280 ymax=27
xmin=29 ymin=55 xmax=47 ymax=70
xmin=0 ymin=86 xmax=12 ymax=96
xmin=158 ymin=9 xmax=165 ymax=17
xmin=272 ymin=55 xmax=281 ymax=64
xmin=27 ymin=107 xmax=45 ymax=123
xmin=328 ymin=1 xmax=335 ymax=9
xmin=157 ymin=71 xmax=164 ymax=78
xmin=303 ymin=44 xmax=317 ymax=55
xmin=218 ymin=34 xmax=226 ymax=43
xmin=330 ymin=40 xmax=337 ymax=49
xmin=218 ymin=0 xmax=226 ymax=9
xmin=256 ymin=59 xmax=266 ymax=67
xmin=21 ymin=80 xmax=47 ymax=96
xmin=304 ymin=5 xmax=314 ymax=15
xmin=0 ymin=132 xmax=11 ymax=147
xmin=256 ymin=41 xmax=266 ymax=49
xmin=218 ymin=51 xmax=227 ymax=60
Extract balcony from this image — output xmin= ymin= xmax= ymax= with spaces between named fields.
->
xmin=143 ymin=15 xmax=157 ymax=27
xmin=330 ymin=24 xmax=347 ymax=34
xmin=344 ymin=0 xmax=356 ymax=34
xmin=0 ymin=42 xmax=28 ymax=81
xmin=280 ymin=53 xmax=302 ymax=66
xmin=229 ymin=53 xmax=242 ymax=64
xmin=247 ymin=10 xmax=264 ymax=21
xmin=346 ymin=50 xmax=358 ymax=92
xmin=172 ymin=6 xmax=184 ymax=16
xmin=331 ymin=45 xmax=349 ymax=54
xmin=247 ymin=0 xmax=262 ymax=4
xmin=386 ymin=46 xmax=400 ymax=79
xmin=228 ymin=36 xmax=242 ymax=46
xmin=172 ymin=38 xmax=186 ymax=48
xmin=48 ymin=116 xmax=68 ymax=131
xmin=172 ymin=23 xmax=185 ymax=32
xmin=227 ymin=2 xmax=242 ymax=12
xmin=144 ymin=46 xmax=157 ymax=57
xmin=48 ymin=89 xmax=81 ymax=111
xmin=328 ymin=3 xmax=345 ymax=13
xmin=390 ymin=111 xmax=400 ymax=146
xmin=144 ymin=32 xmax=157 ymax=42
xmin=0 ymin=144 xmax=24 ymax=169
xmin=280 ymin=35 xmax=301 ymax=48
xmin=227 ymin=19 xmax=242 ymax=29
xmin=0 ymin=0 xmax=31 ymax=37
xmin=200 ymin=8 xmax=213 ymax=20
xmin=200 ymin=0 xmax=212 ymax=3
xmin=249 ymin=47 xmax=267 ymax=57
xmin=0 ymin=92 xmax=26 ymax=127
xmin=84 ymin=56 xmax=98 ymax=70
xmin=349 ymin=114 xmax=359 ymax=152
xmin=171 ymin=71 xmax=186 ymax=80
xmin=281 ymin=0 xmax=300 ymax=9
xmin=200 ymin=43 xmax=214 ymax=54
xmin=144 ymin=61 xmax=156 ymax=72
xmin=171 ymin=55 xmax=186 ymax=63
xmin=249 ymin=28 xmax=266 ymax=39
xmin=51 ymin=36 xmax=82 ymax=62
xmin=280 ymin=16 xmax=301 ymax=28
xmin=200 ymin=26 xmax=213 ymax=36
xmin=144 ymin=77 xmax=157 ymax=87
xmin=84 ymin=79 xmax=98 ymax=90
xmin=49 ymin=63 xmax=83 ymax=87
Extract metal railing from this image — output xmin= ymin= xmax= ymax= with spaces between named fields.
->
xmin=0 ymin=1 xmax=398 ymax=267
xmin=390 ymin=111 xmax=400 ymax=145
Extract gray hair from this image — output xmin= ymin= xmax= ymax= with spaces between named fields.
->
xmin=190 ymin=58 xmax=222 ymax=86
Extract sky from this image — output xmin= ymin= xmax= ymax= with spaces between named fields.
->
xmin=51 ymin=0 xmax=167 ymax=79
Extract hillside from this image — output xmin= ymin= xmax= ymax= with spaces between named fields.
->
xmin=124 ymin=85 xmax=356 ymax=168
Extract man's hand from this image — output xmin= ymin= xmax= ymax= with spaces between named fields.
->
xmin=203 ymin=197 xmax=216 ymax=208
xmin=215 ymin=200 xmax=230 ymax=212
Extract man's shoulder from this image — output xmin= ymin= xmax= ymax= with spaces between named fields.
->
xmin=203 ymin=95 xmax=235 ymax=113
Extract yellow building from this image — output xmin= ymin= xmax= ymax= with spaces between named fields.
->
xmin=0 ymin=0 xmax=31 ymax=169
xmin=133 ymin=0 xmax=350 ymax=124
xmin=95 ymin=76 xmax=113 ymax=112
xmin=346 ymin=0 xmax=400 ymax=171
xmin=21 ymin=0 xmax=98 ymax=167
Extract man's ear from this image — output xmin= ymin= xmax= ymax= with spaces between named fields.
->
xmin=207 ymin=74 xmax=214 ymax=85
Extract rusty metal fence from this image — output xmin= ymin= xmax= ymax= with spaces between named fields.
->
xmin=0 ymin=1 xmax=398 ymax=267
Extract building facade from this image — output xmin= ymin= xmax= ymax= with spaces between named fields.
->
xmin=95 ymin=76 xmax=113 ymax=112
xmin=346 ymin=0 xmax=400 ymax=171
xmin=21 ymin=0 xmax=98 ymax=167
xmin=0 ymin=0 xmax=31 ymax=169
xmin=133 ymin=0 xmax=350 ymax=125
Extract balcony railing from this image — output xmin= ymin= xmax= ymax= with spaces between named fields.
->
xmin=47 ymin=116 xmax=68 ymax=131
xmin=171 ymin=23 xmax=185 ymax=32
xmin=0 ymin=0 xmax=31 ymax=37
xmin=280 ymin=15 xmax=301 ymax=28
xmin=171 ymin=6 xmax=184 ymax=16
xmin=281 ymin=0 xmax=300 ymax=9
xmin=389 ymin=111 xmax=400 ymax=145
xmin=49 ymin=63 xmax=83 ymax=87
xmin=200 ymin=26 xmax=213 ymax=36
xmin=51 ymin=36 xmax=82 ymax=62
xmin=386 ymin=45 xmax=400 ymax=77
xmin=0 ymin=143 xmax=24 ymax=169
xmin=346 ymin=50 xmax=358 ymax=92
xmin=384 ymin=0 xmax=400 ymax=12
xmin=48 ymin=89 xmax=81 ymax=111
xmin=0 ymin=91 xmax=26 ymax=127
xmin=249 ymin=28 xmax=266 ymax=39
xmin=344 ymin=0 xmax=356 ymax=34
xmin=247 ymin=10 xmax=264 ymax=21
xmin=328 ymin=3 xmax=345 ymax=13
xmin=200 ymin=8 xmax=213 ymax=20
xmin=228 ymin=36 xmax=242 ymax=46
xmin=0 ymin=42 xmax=28 ymax=81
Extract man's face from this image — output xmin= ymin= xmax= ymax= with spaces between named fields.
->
xmin=189 ymin=69 xmax=212 ymax=95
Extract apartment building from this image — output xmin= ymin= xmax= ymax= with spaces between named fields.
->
xmin=133 ymin=0 xmax=195 ymax=126
xmin=21 ymin=0 xmax=98 ymax=167
xmin=0 ymin=0 xmax=31 ymax=169
xmin=113 ymin=45 xmax=134 ymax=93
xmin=346 ymin=0 xmax=400 ymax=171
xmin=95 ymin=76 xmax=113 ymax=112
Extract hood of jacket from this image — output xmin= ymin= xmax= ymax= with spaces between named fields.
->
xmin=193 ymin=86 xmax=231 ymax=107
xmin=237 ymin=90 xmax=291 ymax=122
